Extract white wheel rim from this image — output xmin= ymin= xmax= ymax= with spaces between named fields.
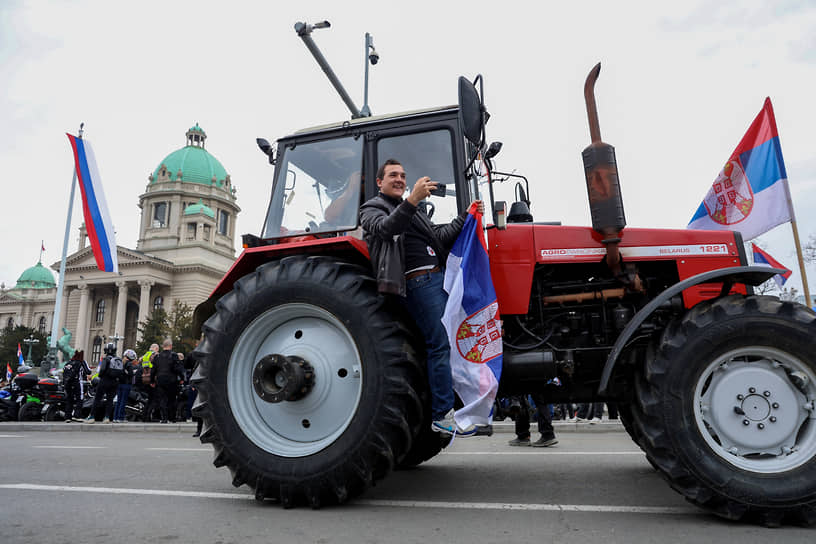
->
xmin=227 ymin=303 xmax=363 ymax=457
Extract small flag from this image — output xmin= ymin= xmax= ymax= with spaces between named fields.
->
xmin=751 ymin=243 xmax=792 ymax=288
xmin=67 ymin=134 xmax=118 ymax=273
xmin=5 ymin=363 xmax=11 ymax=382
xmin=41 ymin=241 xmax=45 ymax=252
xmin=442 ymin=202 xmax=502 ymax=429
xmin=17 ymin=343 xmax=24 ymax=366
xmin=688 ymin=98 xmax=790 ymax=240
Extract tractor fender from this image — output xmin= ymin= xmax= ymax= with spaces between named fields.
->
xmin=598 ymin=265 xmax=785 ymax=396
xmin=192 ymin=236 xmax=371 ymax=337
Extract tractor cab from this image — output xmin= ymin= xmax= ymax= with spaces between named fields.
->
xmin=255 ymin=102 xmax=484 ymax=244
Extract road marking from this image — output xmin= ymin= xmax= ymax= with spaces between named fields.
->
xmin=0 ymin=434 xmax=24 ymax=438
xmin=357 ymin=499 xmax=698 ymax=515
xmin=32 ymin=446 xmax=107 ymax=449
xmin=145 ymin=448 xmax=210 ymax=452
xmin=0 ymin=484 xmax=252 ymax=500
xmin=444 ymin=451 xmax=644 ymax=455
xmin=0 ymin=484 xmax=698 ymax=515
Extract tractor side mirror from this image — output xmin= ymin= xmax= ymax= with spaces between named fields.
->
xmin=256 ymin=138 xmax=276 ymax=164
xmin=458 ymin=76 xmax=483 ymax=147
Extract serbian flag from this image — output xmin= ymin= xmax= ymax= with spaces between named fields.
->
xmin=67 ymin=134 xmax=118 ymax=273
xmin=5 ymin=363 xmax=11 ymax=382
xmin=17 ymin=343 xmax=24 ymax=366
xmin=442 ymin=202 xmax=502 ymax=429
xmin=688 ymin=98 xmax=791 ymax=240
xmin=751 ymin=243 xmax=792 ymax=288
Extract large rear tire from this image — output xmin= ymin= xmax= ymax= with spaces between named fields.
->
xmin=631 ymin=295 xmax=816 ymax=526
xmin=193 ymin=256 xmax=426 ymax=507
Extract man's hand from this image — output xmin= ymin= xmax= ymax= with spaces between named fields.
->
xmin=471 ymin=200 xmax=485 ymax=215
xmin=406 ymin=176 xmax=438 ymax=206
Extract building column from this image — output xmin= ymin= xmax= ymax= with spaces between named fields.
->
xmin=114 ymin=280 xmax=128 ymax=340
xmin=136 ymin=280 xmax=154 ymax=342
xmin=75 ymin=283 xmax=90 ymax=354
xmin=59 ymin=288 xmax=71 ymax=331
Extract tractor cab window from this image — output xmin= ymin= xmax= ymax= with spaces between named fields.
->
xmin=263 ymin=136 xmax=363 ymax=238
xmin=377 ymin=129 xmax=458 ymax=223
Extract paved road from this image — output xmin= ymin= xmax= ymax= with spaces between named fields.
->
xmin=0 ymin=427 xmax=810 ymax=543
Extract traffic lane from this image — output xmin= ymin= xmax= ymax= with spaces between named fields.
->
xmin=0 ymin=432 xmax=812 ymax=543
xmin=0 ymin=430 xmax=663 ymax=505
xmin=0 ymin=430 xmax=719 ymax=508
xmin=374 ymin=433 xmax=681 ymax=508
xmin=1 ymin=485 xmax=810 ymax=544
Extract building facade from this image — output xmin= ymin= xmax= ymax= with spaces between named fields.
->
xmin=0 ymin=124 xmax=240 ymax=364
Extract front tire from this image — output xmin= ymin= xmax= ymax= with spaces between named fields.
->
xmin=193 ymin=256 xmax=425 ymax=507
xmin=632 ymin=295 xmax=816 ymax=526
xmin=18 ymin=401 xmax=43 ymax=421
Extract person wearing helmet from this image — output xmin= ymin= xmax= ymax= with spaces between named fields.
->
xmin=112 ymin=349 xmax=138 ymax=422
xmin=87 ymin=343 xmax=125 ymax=423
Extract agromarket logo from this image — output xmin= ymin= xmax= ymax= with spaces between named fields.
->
xmin=455 ymin=302 xmax=501 ymax=364
xmin=703 ymin=160 xmax=754 ymax=225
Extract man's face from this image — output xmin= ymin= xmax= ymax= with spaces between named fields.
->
xmin=377 ymin=164 xmax=407 ymax=199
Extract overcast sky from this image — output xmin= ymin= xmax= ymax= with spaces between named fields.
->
xmin=2 ymin=1 xmax=815 ymax=298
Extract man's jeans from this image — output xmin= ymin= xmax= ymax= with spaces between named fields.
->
xmin=114 ymin=384 xmax=131 ymax=421
xmin=404 ymin=270 xmax=454 ymax=421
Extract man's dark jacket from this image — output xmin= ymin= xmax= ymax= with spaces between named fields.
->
xmin=359 ymin=193 xmax=466 ymax=296
xmin=151 ymin=350 xmax=184 ymax=386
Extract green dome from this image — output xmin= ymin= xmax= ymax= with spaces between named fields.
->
xmin=184 ymin=199 xmax=215 ymax=218
xmin=14 ymin=262 xmax=56 ymax=290
xmin=152 ymin=124 xmax=229 ymax=187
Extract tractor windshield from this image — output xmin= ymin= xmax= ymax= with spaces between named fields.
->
xmin=263 ymin=136 xmax=363 ymax=238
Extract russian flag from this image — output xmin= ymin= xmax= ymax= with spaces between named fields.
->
xmin=17 ymin=343 xmax=24 ymax=367
xmin=67 ymin=134 xmax=118 ymax=273
xmin=442 ymin=202 xmax=502 ymax=429
xmin=751 ymin=243 xmax=792 ymax=288
xmin=688 ymin=98 xmax=791 ymax=240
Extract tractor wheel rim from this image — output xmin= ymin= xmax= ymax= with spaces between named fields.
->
xmin=227 ymin=303 xmax=362 ymax=457
xmin=695 ymin=346 xmax=816 ymax=473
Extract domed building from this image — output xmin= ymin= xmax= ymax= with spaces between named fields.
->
xmin=0 ymin=124 xmax=241 ymax=364
xmin=0 ymin=260 xmax=57 ymax=335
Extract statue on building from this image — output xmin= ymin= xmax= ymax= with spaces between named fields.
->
xmin=57 ymin=327 xmax=76 ymax=359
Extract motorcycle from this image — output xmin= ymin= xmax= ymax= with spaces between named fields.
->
xmin=0 ymin=381 xmax=27 ymax=421
xmin=13 ymin=373 xmax=66 ymax=421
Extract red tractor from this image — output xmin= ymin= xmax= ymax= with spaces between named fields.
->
xmin=191 ymin=22 xmax=816 ymax=525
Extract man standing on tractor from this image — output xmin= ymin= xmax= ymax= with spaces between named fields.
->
xmin=360 ymin=158 xmax=483 ymax=436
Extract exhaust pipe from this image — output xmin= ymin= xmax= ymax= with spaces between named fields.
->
xmin=582 ymin=64 xmax=634 ymax=286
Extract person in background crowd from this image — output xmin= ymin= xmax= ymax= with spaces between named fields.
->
xmin=112 ymin=349 xmax=138 ymax=423
xmin=507 ymin=394 xmax=558 ymax=447
xmin=150 ymin=339 xmax=185 ymax=424
xmin=185 ymin=344 xmax=203 ymax=437
xmin=140 ymin=344 xmax=159 ymax=421
xmin=606 ymin=402 xmax=619 ymax=420
xmin=87 ymin=343 xmax=125 ymax=423
xmin=62 ymin=350 xmax=90 ymax=422
xmin=576 ymin=402 xmax=604 ymax=423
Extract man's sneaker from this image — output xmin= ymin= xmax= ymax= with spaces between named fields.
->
xmin=475 ymin=424 xmax=493 ymax=437
xmin=508 ymin=436 xmax=531 ymax=447
xmin=431 ymin=409 xmax=476 ymax=436
xmin=532 ymin=436 xmax=558 ymax=447
xmin=84 ymin=420 xmax=95 ymax=424
xmin=65 ymin=419 xmax=72 ymax=423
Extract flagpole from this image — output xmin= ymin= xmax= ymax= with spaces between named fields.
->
xmin=783 ymin=179 xmax=812 ymax=308
xmin=49 ymin=123 xmax=84 ymax=359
